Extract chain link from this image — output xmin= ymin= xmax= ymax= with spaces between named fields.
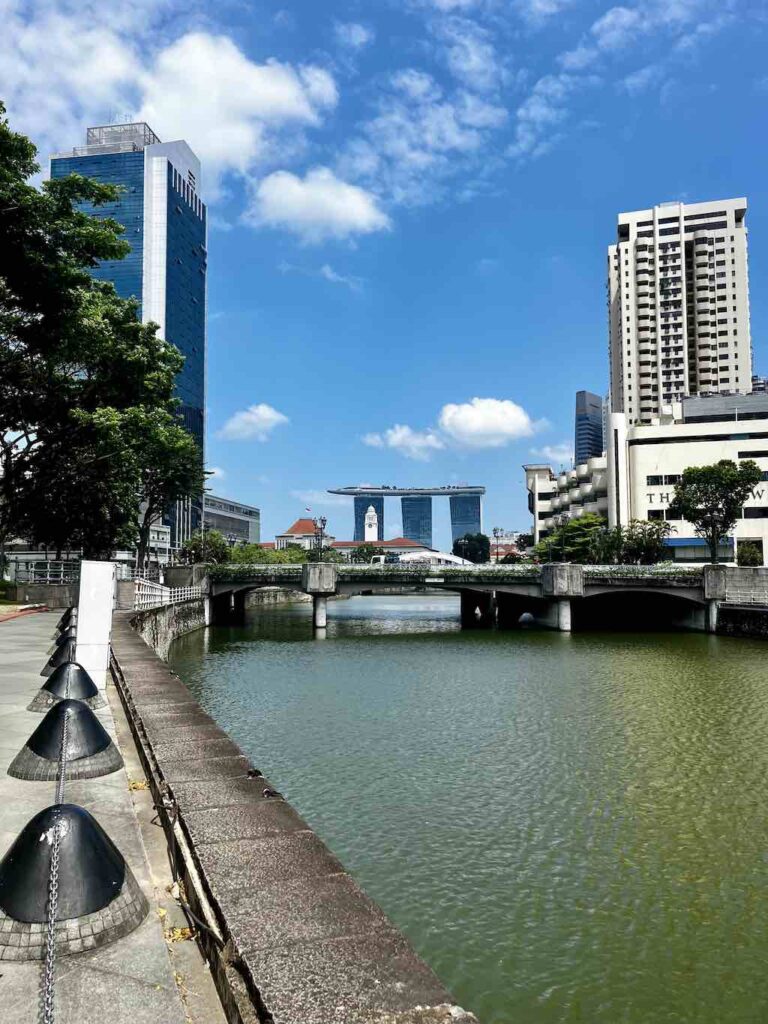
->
xmin=41 ymin=707 xmax=70 ymax=1024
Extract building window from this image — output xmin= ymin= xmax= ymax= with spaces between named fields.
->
xmin=647 ymin=475 xmax=663 ymax=485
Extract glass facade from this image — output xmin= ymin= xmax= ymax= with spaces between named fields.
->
xmin=401 ymin=496 xmax=433 ymax=547
xmin=574 ymin=391 xmax=604 ymax=464
xmin=50 ymin=151 xmax=146 ymax=307
xmin=51 ymin=128 xmax=207 ymax=549
xmin=449 ymin=494 xmax=482 ymax=542
xmin=354 ymin=496 xmax=384 ymax=541
xmin=165 ymin=164 xmax=206 ymax=454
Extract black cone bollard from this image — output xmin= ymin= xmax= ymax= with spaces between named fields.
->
xmin=40 ymin=638 xmax=76 ymax=677
xmin=28 ymin=662 xmax=106 ymax=712
xmin=9 ymin=699 xmax=123 ymax=781
xmin=54 ymin=626 xmax=77 ymax=647
xmin=0 ymin=804 xmax=149 ymax=960
xmin=55 ymin=608 xmax=77 ymax=631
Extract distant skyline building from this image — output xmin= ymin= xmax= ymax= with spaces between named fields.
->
xmin=332 ymin=486 xmax=485 ymax=546
xmin=574 ymin=390 xmax=605 ymax=464
xmin=203 ymin=494 xmax=260 ymax=546
xmin=50 ymin=122 xmax=207 ymax=548
xmin=608 ymin=197 xmax=751 ymax=425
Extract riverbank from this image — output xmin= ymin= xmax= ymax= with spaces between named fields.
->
xmin=111 ymin=610 xmax=478 ymax=1023
xmin=0 ymin=612 xmax=223 ymax=1024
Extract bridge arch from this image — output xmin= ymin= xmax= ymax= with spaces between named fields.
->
xmin=573 ymin=588 xmax=707 ymax=632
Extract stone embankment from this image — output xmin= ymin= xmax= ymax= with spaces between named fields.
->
xmin=111 ymin=612 xmax=478 ymax=1024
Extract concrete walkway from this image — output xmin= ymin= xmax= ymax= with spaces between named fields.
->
xmin=0 ymin=612 xmax=214 ymax=1024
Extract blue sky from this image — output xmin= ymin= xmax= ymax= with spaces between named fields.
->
xmin=3 ymin=0 xmax=768 ymax=547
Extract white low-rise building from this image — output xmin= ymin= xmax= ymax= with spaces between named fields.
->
xmin=526 ymin=392 xmax=768 ymax=564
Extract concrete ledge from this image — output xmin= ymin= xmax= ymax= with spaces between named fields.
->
xmin=109 ymin=613 xmax=478 ymax=1024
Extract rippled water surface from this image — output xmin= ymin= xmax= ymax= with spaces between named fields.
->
xmin=168 ymin=595 xmax=768 ymax=1023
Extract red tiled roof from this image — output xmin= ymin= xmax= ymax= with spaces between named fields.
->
xmin=257 ymin=542 xmax=275 ymax=549
xmin=281 ymin=518 xmax=317 ymax=536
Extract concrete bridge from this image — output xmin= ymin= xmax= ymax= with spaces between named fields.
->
xmin=203 ymin=563 xmax=742 ymax=633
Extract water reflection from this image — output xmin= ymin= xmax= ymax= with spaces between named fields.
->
xmin=169 ymin=595 xmax=768 ymax=1024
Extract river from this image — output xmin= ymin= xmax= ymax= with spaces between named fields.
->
xmin=168 ymin=594 xmax=768 ymax=1024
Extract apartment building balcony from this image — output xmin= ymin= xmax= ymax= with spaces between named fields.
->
xmin=579 ymin=481 xmax=594 ymax=499
xmin=557 ymin=473 xmax=569 ymax=491
xmin=568 ymin=486 xmax=581 ymax=503
xmin=576 ymin=463 xmax=590 ymax=480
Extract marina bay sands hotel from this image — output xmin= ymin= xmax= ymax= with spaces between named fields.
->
xmin=327 ymin=486 xmax=485 ymax=548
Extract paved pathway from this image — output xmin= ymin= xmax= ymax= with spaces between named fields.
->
xmin=0 ymin=612 xmax=188 ymax=1024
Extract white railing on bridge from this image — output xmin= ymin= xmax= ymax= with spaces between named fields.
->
xmin=11 ymin=560 xmax=81 ymax=584
xmin=134 ymin=579 xmax=201 ymax=610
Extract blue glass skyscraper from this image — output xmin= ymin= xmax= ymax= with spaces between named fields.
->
xmin=400 ymin=496 xmax=433 ymax=548
xmin=449 ymin=494 xmax=482 ymax=542
xmin=51 ymin=123 xmax=207 ymax=547
xmin=354 ymin=496 xmax=384 ymax=541
xmin=574 ymin=391 xmax=604 ymax=465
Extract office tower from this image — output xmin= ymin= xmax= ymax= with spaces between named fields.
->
xmin=608 ymin=198 xmax=751 ymax=425
xmin=574 ymin=390 xmax=604 ymax=464
xmin=400 ymin=495 xmax=433 ymax=548
xmin=449 ymin=493 xmax=482 ymax=542
xmin=51 ymin=123 xmax=207 ymax=547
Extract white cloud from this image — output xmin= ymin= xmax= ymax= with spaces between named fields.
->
xmin=207 ymin=466 xmax=226 ymax=481
xmin=434 ymin=17 xmax=502 ymax=93
xmin=508 ymin=74 xmax=587 ymax=159
xmin=439 ymin=397 xmax=539 ymax=447
xmin=319 ymin=264 xmax=364 ymax=291
xmin=339 ymin=69 xmax=506 ymax=206
xmin=246 ymin=167 xmax=391 ymax=242
xmin=217 ymin=404 xmax=289 ymax=442
xmin=335 ymin=22 xmax=374 ymax=49
xmin=137 ymin=33 xmax=337 ymax=194
xmin=291 ymin=489 xmax=349 ymax=507
xmin=362 ymin=425 xmax=446 ymax=461
xmin=622 ymin=64 xmax=664 ymax=94
xmin=531 ymin=443 xmax=574 ymax=465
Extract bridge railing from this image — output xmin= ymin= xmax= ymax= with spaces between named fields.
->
xmin=134 ymin=579 xmax=202 ymax=610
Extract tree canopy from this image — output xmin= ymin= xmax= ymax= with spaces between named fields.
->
xmin=0 ymin=102 xmax=202 ymax=559
xmin=669 ymin=459 xmax=762 ymax=563
xmin=533 ymin=515 xmax=673 ymax=565
xmin=453 ymin=532 xmax=491 ymax=564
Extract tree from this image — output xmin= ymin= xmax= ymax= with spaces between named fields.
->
xmin=349 ymin=544 xmax=385 ymax=563
xmin=534 ymin=514 xmax=607 ymax=564
xmin=229 ymin=544 xmax=308 ymax=565
xmin=0 ymin=104 xmax=203 ymax=558
xmin=306 ymin=545 xmax=344 ymax=564
xmin=516 ymin=533 xmax=533 ymax=551
xmin=130 ymin=410 xmax=205 ymax=569
xmin=180 ymin=529 xmax=231 ymax=565
xmin=619 ymin=519 xmax=673 ymax=564
xmin=737 ymin=542 xmax=763 ymax=567
xmin=453 ymin=533 xmax=491 ymax=564
xmin=669 ymin=460 xmax=762 ymax=563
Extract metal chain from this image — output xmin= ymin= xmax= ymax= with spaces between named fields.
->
xmin=41 ymin=708 xmax=70 ymax=1024
xmin=41 ymin=809 xmax=61 ymax=1024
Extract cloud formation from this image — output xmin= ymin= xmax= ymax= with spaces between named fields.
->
xmin=364 ymin=396 xmax=543 ymax=460
xmin=334 ymin=22 xmax=374 ymax=49
xmin=439 ymin=397 xmax=540 ymax=447
xmin=363 ymin=425 xmax=446 ymax=461
xmin=217 ymin=403 xmax=289 ymax=441
xmin=531 ymin=442 xmax=574 ymax=465
xmin=247 ymin=167 xmax=391 ymax=242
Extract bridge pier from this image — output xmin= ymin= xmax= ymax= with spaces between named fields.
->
xmin=536 ymin=598 xmax=571 ymax=632
xmin=460 ymin=591 xmax=495 ymax=629
xmin=313 ymin=595 xmax=328 ymax=630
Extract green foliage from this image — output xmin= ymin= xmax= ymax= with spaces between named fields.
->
xmin=737 ymin=542 xmax=763 ymax=567
xmin=669 ymin=459 xmax=762 ymax=563
xmin=535 ymin=515 xmax=674 ymax=565
xmin=515 ymin=533 xmax=533 ymax=551
xmin=452 ymin=532 xmax=491 ymax=563
xmin=180 ymin=529 xmax=231 ymax=565
xmin=229 ymin=544 xmax=308 ymax=565
xmin=534 ymin=514 xmax=608 ymax=563
xmin=349 ymin=544 xmax=385 ymax=563
xmin=0 ymin=103 xmax=201 ymax=558
xmin=306 ymin=545 xmax=345 ymax=563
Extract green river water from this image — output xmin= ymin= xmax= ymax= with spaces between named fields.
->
xmin=168 ymin=594 xmax=768 ymax=1024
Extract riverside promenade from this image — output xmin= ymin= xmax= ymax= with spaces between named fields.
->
xmin=0 ymin=611 xmax=224 ymax=1024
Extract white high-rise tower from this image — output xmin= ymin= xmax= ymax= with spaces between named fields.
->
xmin=608 ymin=198 xmax=751 ymax=424
xmin=364 ymin=505 xmax=378 ymax=543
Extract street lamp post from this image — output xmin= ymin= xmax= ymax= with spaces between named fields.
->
xmin=492 ymin=526 xmax=502 ymax=562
